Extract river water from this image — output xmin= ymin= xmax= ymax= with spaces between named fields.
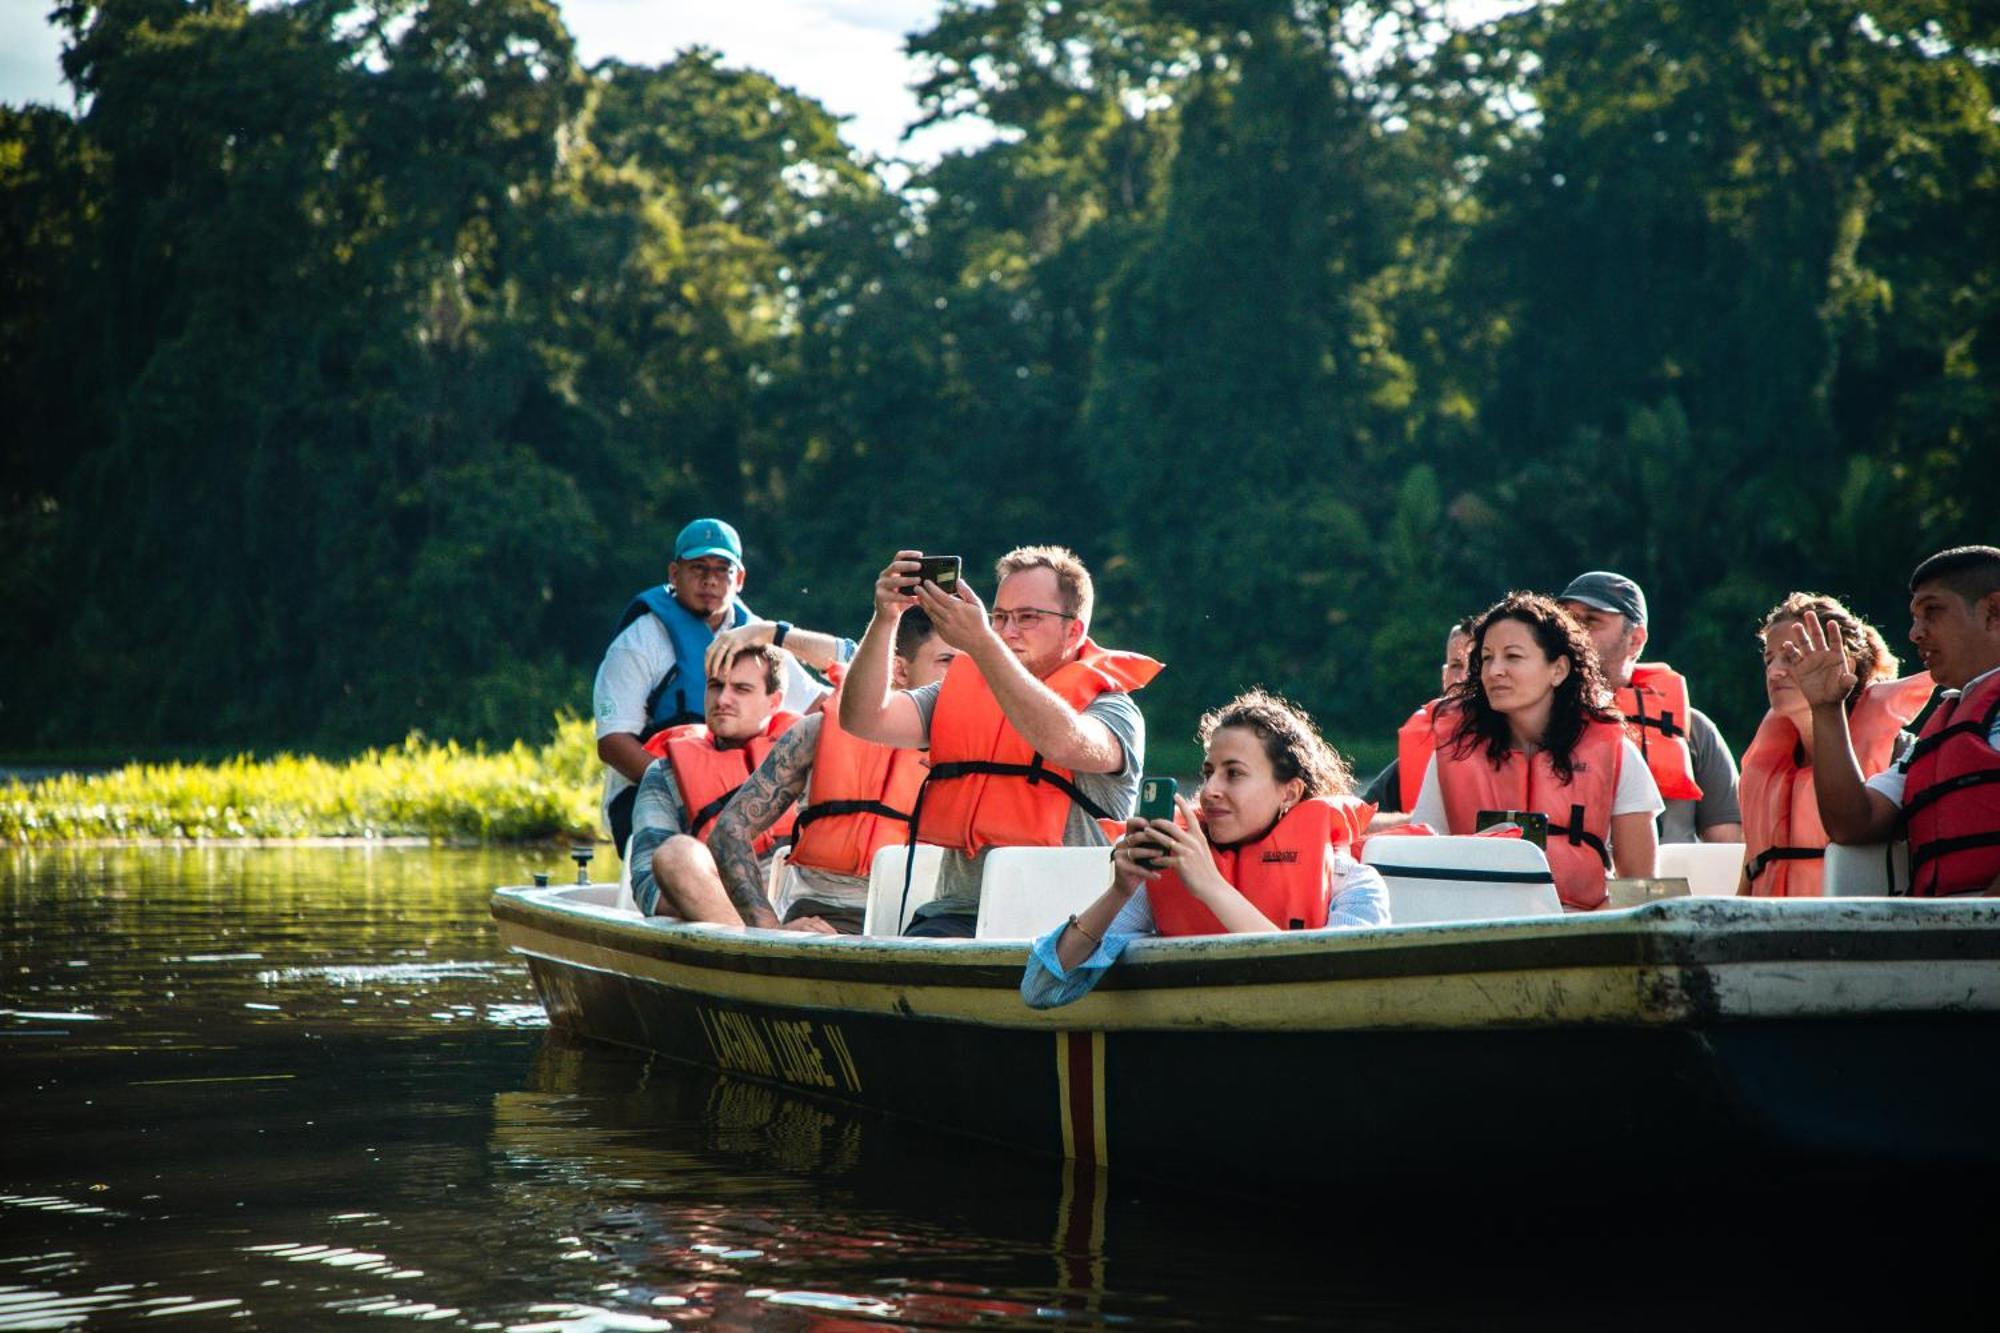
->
xmin=0 ymin=845 xmax=1969 ymax=1330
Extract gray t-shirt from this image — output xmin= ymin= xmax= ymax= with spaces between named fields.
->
xmin=1657 ymin=707 xmax=1742 ymax=845
xmin=905 ymin=678 xmax=1146 ymax=916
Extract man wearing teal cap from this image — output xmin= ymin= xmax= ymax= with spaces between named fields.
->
xmin=593 ymin=518 xmax=854 ymax=853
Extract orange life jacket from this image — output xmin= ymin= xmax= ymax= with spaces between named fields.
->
xmin=644 ymin=711 xmax=800 ymax=855
xmin=1147 ymin=796 xmax=1377 ymax=936
xmin=1901 ymin=668 xmax=2000 ymax=897
xmin=1741 ymin=673 xmax=1933 ymax=897
xmin=1614 ymin=663 xmax=1703 ymax=802
xmin=1434 ymin=712 xmax=1624 ymax=911
xmin=789 ymin=668 xmax=931 ymax=880
xmin=915 ymin=640 xmax=1162 ymax=855
xmin=1396 ymin=700 xmax=1446 ymax=811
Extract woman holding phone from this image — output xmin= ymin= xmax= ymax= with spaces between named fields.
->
xmin=1406 ymin=592 xmax=1661 ymax=910
xmin=1021 ymin=690 xmax=1387 ymax=1009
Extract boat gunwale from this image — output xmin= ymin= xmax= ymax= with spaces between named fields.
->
xmin=491 ymin=887 xmax=2000 ymax=994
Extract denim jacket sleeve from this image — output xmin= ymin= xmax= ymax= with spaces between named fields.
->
xmin=1019 ymin=889 xmax=1156 ymax=1009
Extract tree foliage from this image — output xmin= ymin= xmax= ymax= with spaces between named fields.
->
xmin=4 ymin=0 xmax=1996 ymax=769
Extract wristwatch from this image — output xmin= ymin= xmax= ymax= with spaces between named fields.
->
xmin=772 ymin=620 xmax=792 ymax=648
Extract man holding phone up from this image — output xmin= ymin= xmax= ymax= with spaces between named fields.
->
xmin=705 ymin=609 xmax=961 ymax=933
xmin=841 ymin=546 xmax=1163 ymax=937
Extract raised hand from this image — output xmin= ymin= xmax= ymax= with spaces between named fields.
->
xmin=704 ymin=620 xmax=774 ymax=682
xmin=874 ymin=550 xmax=924 ymax=618
xmin=1142 ymin=795 xmax=1226 ymax=900
xmin=914 ymin=574 xmax=991 ymax=652
xmin=1775 ymin=608 xmax=1856 ymax=708
xmin=1109 ymin=817 xmax=1163 ymax=895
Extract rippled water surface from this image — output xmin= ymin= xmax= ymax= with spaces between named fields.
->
xmin=0 ymin=845 xmax=1955 ymax=1330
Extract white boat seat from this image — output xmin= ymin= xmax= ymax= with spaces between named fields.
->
xmin=766 ymin=844 xmax=795 ymax=918
xmin=1823 ymin=841 xmax=1911 ymax=897
xmin=1656 ymin=841 xmax=1746 ymax=897
xmin=862 ymin=843 xmax=946 ymax=936
xmin=568 ymin=882 xmax=632 ymax=911
xmin=974 ymin=846 xmax=1114 ymax=940
xmin=612 ymin=838 xmax=641 ymax=914
xmin=1362 ymin=834 xmax=1563 ymax=924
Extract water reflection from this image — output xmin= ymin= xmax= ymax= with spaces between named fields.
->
xmin=5 ymin=844 xmax=1954 ymax=1329
xmin=494 ymin=1041 xmax=1103 ymax=1326
xmin=3 ymin=845 xmax=1148 ymax=1330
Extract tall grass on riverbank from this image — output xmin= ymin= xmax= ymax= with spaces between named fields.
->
xmin=1 ymin=718 xmax=602 ymax=844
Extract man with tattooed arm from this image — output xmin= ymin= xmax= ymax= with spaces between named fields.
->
xmin=628 ymin=644 xmax=835 ymax=932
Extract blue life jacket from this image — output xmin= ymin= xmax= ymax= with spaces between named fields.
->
xmin=613 ymin=588 xmax=759 ymax=737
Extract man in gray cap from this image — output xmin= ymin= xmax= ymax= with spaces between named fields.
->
xmin=1558 ymin=571 xmax=1743 ymax=845
xmin=593 ymin=517 xmax=853 ymax=854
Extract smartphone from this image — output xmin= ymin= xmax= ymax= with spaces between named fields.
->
xmin=910 ymin=554 xmax=962 ymax=595
xmin=1475 ymin=808 xmax=1549 ymax=849
xmin=1134 ymin=777 xmax=1177 ymax=868
xmin=1138 ymin=776 xmax=1178 ymax=822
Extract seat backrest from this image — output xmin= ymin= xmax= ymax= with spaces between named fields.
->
xmin=1823 ymin=841 xmax=1911 ymax=897
xmin=570 ymin=883 xmax=633 ymax=911
xmin=862 ymin=843 xmax=946 ymax=935
xmin=1655 ymin=841 xmax=1746 ymax=897
xmin=612 ymin=840 xmax=640 ymax=914
xmin=974 ymin=846 xmax=1114 ymax=940
xmin=765 ymin=844 xmax=794 ymax=917
xmin=1361 ymin=835 xmax=1563 ymax=924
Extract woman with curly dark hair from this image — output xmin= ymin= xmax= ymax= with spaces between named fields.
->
xmin=1407 ymin=593 xmax=1662 ymax=909
xmin=1739 ymin=592 xmax=1932 ymax=896
xmin=1022 ymin=689 xmax=1387 ymax=1008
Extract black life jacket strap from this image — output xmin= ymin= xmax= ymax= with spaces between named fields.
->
xmin=1380 ymin=865 xmax=1556 ymax=885
xmin=1900 ymin=688 xmax=2000 ymax=766
xmin=899 ymin=770 xmax=940 ymax=933
xmin=1905 ymin=686 xmax=1950 ymax=738
xmin=894 ymin=755 xmax=1114 ymax=933
xmin=1896 ymin=768 xmax=2000 ymax=824
xmin=792 ymin=798 xmax=911 ymax=835
xmin=1548 ymin=804 xmax=1613 ymax=870
xmin=1744 ymin=845 xmax=1823 ymax=883
xmin=642 ymin=666 xmax=701 ymax=737
xmin=1900 ymin=719 xmax=2000 ymax=772
xmin=1630 ymin=709 xmax=1684 ymax=739
xmin=1906 ymin=830 xmax=2000 ymax=878
xmin=923 ymin=756 xmax=1116 ymax=824
xmin=688 ymin=787 xmax=741 ymax=839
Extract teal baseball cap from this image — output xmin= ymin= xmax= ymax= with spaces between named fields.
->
xmin=673 ymin=517 xmax=743 ymax=566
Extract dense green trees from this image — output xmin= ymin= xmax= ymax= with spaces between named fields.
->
xmin=4 ymin=0 xmax=1995 ymax=769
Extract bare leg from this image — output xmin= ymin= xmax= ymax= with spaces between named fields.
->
xmin=649 ymin=836 xmax=745 ymax=925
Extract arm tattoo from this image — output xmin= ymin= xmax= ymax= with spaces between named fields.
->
xmin=710 ymin=718 xmax=818 ymax=917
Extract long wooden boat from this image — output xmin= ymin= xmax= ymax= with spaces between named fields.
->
xmin=492 ymin=885 xmax=2000 ymax=1196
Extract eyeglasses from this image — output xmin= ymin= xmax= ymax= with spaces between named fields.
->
xmin=988 ymin=607 xmax=1076 ymax=631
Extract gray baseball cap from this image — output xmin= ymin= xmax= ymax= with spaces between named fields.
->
xmin=1558 ymin=571 xmax=1648 ymax=626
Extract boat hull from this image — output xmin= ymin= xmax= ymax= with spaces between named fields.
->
xmin=493 ymin=888 xmax=2000 ymax=1193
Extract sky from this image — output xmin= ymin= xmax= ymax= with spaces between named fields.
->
xmin=1 ymin=2 xmax=1521 ymax=165
xmin=0 ymin=0 xmax=997 ymax=164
